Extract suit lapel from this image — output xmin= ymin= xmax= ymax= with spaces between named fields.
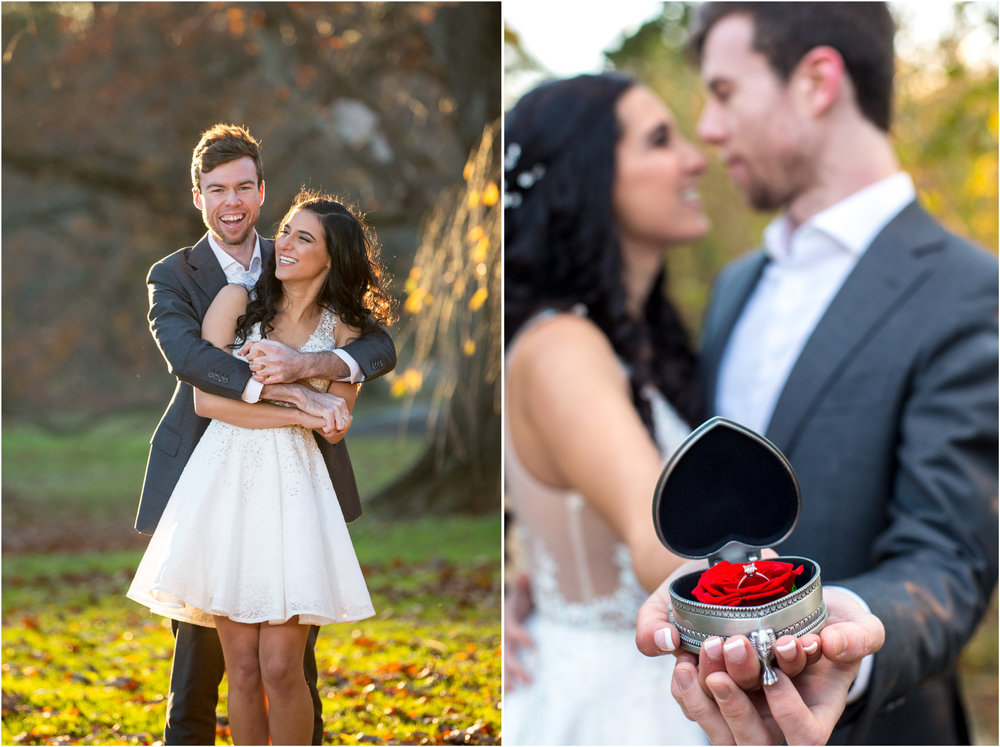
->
xmin=701 ymin=251 xmax=769 ymax=415
xmin=765 ymin=201 xmax=946 ymax=451
xmin=188 ymin=235 xmax=227 ymax=302
xmin=260 ymin=237 xmax=274 ymax=265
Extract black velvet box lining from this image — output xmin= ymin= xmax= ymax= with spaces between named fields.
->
xmin=654 ymin=418 xmax=801 ymax=559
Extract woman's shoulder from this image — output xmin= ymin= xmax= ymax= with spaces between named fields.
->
xmin=206 ymin=283 xmax=250 ymax=316
xmin=215 ymin=282 xmax=251 ymax=304
xmin=513 ymin=310 xmax=609 ymax=352
xmin=508 ymin=311 xmax=626 ymax=385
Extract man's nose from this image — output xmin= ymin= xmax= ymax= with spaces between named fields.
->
xmin=696 ymin=105 xmax=725 ymax=145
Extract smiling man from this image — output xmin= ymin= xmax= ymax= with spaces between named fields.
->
xmin=135 ymin=123 xmax=395 ymax=744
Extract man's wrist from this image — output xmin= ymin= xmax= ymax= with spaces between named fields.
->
xmin=297 ymin=350 xmax=352 ymax=382
xmin=261 ymin=382 xmax=302 ymax=408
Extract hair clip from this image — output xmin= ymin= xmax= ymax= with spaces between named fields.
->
xmin=504 ymin=142 xmax=522 ymax=172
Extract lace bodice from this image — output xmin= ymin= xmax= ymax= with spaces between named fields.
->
xmin=235 ymin=307 xmax=338 ymax=396
xmin=505 ymin=311 xmax=691 ymax=630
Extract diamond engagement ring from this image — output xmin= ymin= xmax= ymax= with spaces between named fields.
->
xmin=736 ymin=562 xmax=769 ymax=588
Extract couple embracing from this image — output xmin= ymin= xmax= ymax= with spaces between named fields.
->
xmin=126 ymin=123 xmax=396 ymax=744
xmin=504 ymin=3 xmax=997 ymax=746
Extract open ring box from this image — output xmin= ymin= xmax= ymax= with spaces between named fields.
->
xmin=652 ymin=417 xmax=827 ymax=685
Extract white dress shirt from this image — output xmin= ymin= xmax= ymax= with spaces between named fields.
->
xmin=715 ymin=172 xmax=916 ymax=703
xmin=205 ymin=233 xmax=363 ymax=406
xmin=716 ymin=172 xmax=917 ymax=433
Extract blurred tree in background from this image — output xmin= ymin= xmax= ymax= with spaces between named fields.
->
xmin=2 ymin=1 xmax=501 ymax=424
xmin=376 ymin=122 xmax=500 ymax=515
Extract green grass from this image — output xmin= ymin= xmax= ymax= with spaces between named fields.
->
xmin=2 ymin=413 xmax=153 ymax=513
xmin=1 ymin=412 xmax=425 ymax=510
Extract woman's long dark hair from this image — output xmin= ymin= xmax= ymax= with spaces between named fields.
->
xmin=235 ymin=189 xmax=394 ymax=344
xmin=504 ymin=73 xmax=702 ymax=429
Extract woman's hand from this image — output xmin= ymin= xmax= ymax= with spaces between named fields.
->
xmin=504 ymin=571 xmax=537 ymax=691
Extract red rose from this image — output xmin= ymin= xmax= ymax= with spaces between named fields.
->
xmin=691 ymin=560 xmax=804 ymax=607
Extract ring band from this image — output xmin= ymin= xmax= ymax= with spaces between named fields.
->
xmin=736 ymin=562 xmax=768 ymax=588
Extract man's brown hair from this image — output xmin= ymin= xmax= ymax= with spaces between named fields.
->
xmin=190 ymin=123 xmax=263 ymax=191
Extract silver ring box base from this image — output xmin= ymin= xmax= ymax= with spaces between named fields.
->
xmin=669 ymin=556 xmax=827 ymax=684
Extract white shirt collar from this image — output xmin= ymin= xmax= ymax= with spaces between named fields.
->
xmin=206 ymin=231 xmax=262 ymax=274
xmin=763 ymin=172 xmax=917 ymax=261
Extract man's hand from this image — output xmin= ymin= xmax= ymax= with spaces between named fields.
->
xmin=504 ymin=571 xmax=536 ymax=692
xmin=240 ymin=339 xmax=307 ymax=384
xmin=241 ymin=339 xmax=352 ymax=384
xmin=639 ymin=580 xmax=884 ymax=745
xmin=299 ymin=387 xmax=352 ymax=438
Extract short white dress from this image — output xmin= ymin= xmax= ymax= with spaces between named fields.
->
xmin=127 ymin=308 xmax=375 ymax=627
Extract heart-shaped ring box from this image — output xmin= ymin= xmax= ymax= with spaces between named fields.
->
xmin=653 ymin=417 xmax=827 ymax=684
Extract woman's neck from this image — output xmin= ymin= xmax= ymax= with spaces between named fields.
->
xmin=277 ymin=278 xmax=326 ymax=324
xmin=620 ymin=239 xmax=664 ymax=319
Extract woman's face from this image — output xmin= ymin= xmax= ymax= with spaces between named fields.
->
xmin=274 ymin=207 xmax=331 ymax=283
xmin=612 ymin=85 xmax=710 ymax=250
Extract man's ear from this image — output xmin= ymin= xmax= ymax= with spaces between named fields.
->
xmin=258 ymin=181 xmax=265 ymax=207
xmin=792 ymin=46 xmax=845 ymax=120
xmin=192 ymin=186 xmax=203 ymax=211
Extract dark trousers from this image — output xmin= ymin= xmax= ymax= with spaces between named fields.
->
xmin=164 ymin=620 xmax=323 ymax=745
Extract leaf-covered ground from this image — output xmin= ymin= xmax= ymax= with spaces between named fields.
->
xmin=2 ymin=544 xmax=500 ymax=745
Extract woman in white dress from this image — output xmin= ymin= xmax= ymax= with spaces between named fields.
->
xmin=128 ymin=191 xmax=393 ymax=744
xmin=503 ymin=73 xmax=710 ymax=744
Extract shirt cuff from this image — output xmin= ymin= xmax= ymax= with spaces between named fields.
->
xmin=333 ymin=349 xmax=364 ymax=383
xmin=826 ymin=585 xmax=874 ymax=705
xmin=241 ymin=377 xmax=263 ymax=403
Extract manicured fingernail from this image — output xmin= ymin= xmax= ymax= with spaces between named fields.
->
xmin=675 ymin=667 xmax=695 ymax=689
xmin=723 ymin=637 xmax=747 ymax=664
xmin=803 ymin=640 xmax=819 ymax=655
xmin=828 ymin=630 xmax=847 ymax=657
xmin=654 ymin=627 xmax=675 ymax=653
xmin=776 ymin=640 xmax=797 ymax=661
xmin=703 ymin=637 xmax=723 ymax=660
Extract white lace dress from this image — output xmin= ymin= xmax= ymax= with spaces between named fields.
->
xmin=127 ymin=308 xmax=375 ymax=628
xmin=504 ymin=312 xmax=706 ymax=746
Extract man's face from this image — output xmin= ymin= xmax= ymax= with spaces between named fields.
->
xmin=192 ymin=156 xmax=263 ymax=248
xmin=696 ymin=14 xmax=810 ymax=211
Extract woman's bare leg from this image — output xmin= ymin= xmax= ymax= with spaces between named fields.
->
xmin=214 ymin=616 xmax=270 ymax=745
xmin=258 ymin=616 xmax=314 ymax=745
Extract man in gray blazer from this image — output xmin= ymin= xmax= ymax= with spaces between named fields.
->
xmin=636 ymin=4 xmax=997 ymax=744
xmin=136 ymin=123 xmax=396 ymax=745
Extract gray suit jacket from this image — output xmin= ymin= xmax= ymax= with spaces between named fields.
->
xmin=700 ymin=201 xmax=998 ymax=744
xmin=134 ymin=234 xmax=396 ymax=535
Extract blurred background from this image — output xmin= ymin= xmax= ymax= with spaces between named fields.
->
xmin=2 ymin=3 xmax=501 ymax=744
xmin=505 ymin=2 xmax=998 ymax=744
